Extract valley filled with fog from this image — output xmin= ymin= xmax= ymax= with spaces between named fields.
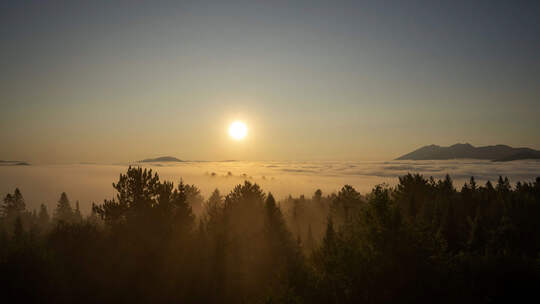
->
xmin=2 ymin=159 xmax=539 ymax=214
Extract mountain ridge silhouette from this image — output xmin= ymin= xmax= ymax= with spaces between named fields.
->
xmin=397 ymin=143 xmax=540 ymax=161
xmin=0 ymin=160 xmax=30 ymax=166
xmin=139 ymin=156 xmax=184 ymax=163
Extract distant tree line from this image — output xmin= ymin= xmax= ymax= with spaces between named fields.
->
xmin=1 ymin=167 xmax=539 ymax=303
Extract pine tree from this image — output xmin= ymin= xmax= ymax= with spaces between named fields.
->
xmin=264 ymin=193 xmax=292 ymax=250
xmin=496 ymin=176 xmax=511 ymax=193
xmin=313 ymin=189 xmax=323 ymax=202
xmin=184 ymin=183 xmax=204 ymax=216
xmin=87 ymin=203 xmax=102 ymax=226
xmin=318 ymin=217 xmax=338 ymax=264
xmin=54 ymin=192 xmax=73 ymax=223
xmin=469 ymin=176 xmax=477 ymax=191
xmin=331 ymin=185 xmax=362 ymax=224
xmin=74 ymin=201 xmax=83 ymax=222
xmin=312 ymin=216 xmax=340 ymax=302
xmin=38 ymin=204 xmax=50 ymax=230
xmin=263 ymin=193 xmax=305 ymax=300
xmin=204 ymin=189 xmax=222 ymax=225
xmin=174 ymin=181 xmax=196 ymax=232
xmin=13 ymin=216 xmax=24 ymax=242
xmin=2 ymin=188 xmax=26 ymax=219
xmin=306 ymin=224 xmax=316 ymax=254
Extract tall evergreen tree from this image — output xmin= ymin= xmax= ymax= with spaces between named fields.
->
xmin=13 ymin=216 xmax=24 ymax=242
xmin=203 ymin=189 xmax=222 ymax=230
xmin=54 ymin=192 xmax=73 ymax=223
xmin=313 ymin=189 xmax=323 ymax=202
xmin=331 ymin=185 xmax=363 ymax=226
xmin=74 ymin=201 xmax=83 ymax=222
xmin=306 ymin=224 xmax=316 ymax=254
xmin=183 ymin=183 xmax=204 ymax=216
xmin=2 ymin=188 xmax=26 ymax=219
xmin=38 ymin=204 xmax=50 ymax=229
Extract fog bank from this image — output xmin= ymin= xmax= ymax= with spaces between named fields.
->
xmin=1 ymin=160 xmax=539 ymax=214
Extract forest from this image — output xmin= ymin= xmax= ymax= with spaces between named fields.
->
xmin=1 ymin=167 xmax=539 ymax=303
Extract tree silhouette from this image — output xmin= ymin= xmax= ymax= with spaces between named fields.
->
xmin=1 ymin=170 xmax=540 ymax=303
xmin=73 ymin=201 xmax=83 ymax=223
xmin=54 ymin=192 xmax=73 ymax=223
xmin=183 ymin=182 xmax=204 ymax=216
xmin=13 ymin=216 xmax=24 ymax=242
xmin=331 ymin=184 xmax=363 ymax=225
xmin=38 ymin=204 xmax=50 ymax=230
xmin=2 ymin=188 xmax=26 ymax=219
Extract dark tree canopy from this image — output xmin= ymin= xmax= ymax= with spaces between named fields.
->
xmin=1 ymin=169 xmax=540 ymax=303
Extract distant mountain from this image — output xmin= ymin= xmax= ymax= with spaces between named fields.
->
xmin=139 ymin=156 xmax=183 ymax=163
xmin=0 ymin=160 xmax=30 ymax=166
xmin=396 ymin=144 xmax=540 ymax=162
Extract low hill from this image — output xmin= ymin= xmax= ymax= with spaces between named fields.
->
xmin=396 ymin=144 xmax=540 ymax=161
xmin=0 ymin=160 xmax=30 ymax=166
xmin=139 ymin=156 xmax=183 ymax=163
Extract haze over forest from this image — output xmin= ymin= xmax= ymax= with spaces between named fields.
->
xmin=2 ymin=159 xmax=540 ymax=216
xmin=2 ymin=1 xmax=540 ymax=303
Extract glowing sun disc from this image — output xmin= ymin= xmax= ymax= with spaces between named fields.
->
xmin=229 ymin=121 xmax=248 ymax=140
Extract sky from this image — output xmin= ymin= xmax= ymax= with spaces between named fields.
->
xmin=1 ymin=0 xmax=539 ymax=163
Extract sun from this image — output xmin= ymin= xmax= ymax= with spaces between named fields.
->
xmin=229 ymin=121 xmax=248 ymax=140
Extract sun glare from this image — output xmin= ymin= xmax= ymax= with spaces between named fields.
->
xmin=229 ymin=121 xmax=248 ymax=140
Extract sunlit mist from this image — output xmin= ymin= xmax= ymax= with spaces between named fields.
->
xmin=1 ymin=1 xmax=540 ymax=302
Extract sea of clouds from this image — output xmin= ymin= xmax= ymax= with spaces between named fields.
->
xmin=1 ymin=160 xmax=539 ymax=214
